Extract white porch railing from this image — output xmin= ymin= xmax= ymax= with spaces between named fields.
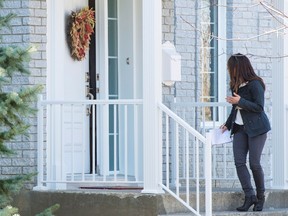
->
xmin=170 ymin=102 xmax=237 ymax=183
xmin=35 ymin=96 xmax=143 ymax=190
xmin=158 ymin=103 xmax=212 ymax=216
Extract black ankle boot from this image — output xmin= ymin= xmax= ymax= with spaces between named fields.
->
xmin=253 ymin=195 xmax=265 ymax=211
xmin=236 ymin=195 xmax=257 ymax=212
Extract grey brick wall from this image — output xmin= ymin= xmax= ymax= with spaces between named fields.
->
xmin=162 ymin=0 xmax=175 ymax=43
xmin=0 ymin=0 xmax=46 ymax=188
xmin=162 ymin=0 xmax=176 ymax=104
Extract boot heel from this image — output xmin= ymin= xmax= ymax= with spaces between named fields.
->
xmin=236 ymin=195 xmax=258 ymax=212
xmin=253 ymin=195 xmax=265 ymax=211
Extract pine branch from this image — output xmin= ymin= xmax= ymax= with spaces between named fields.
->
xmin=0 ymin=13 xmax=16 ymax=32
xmin=0 ymin=85 xmax=43 ymax=156
xmin=0 ymin=143 xmax=13 ymax=156
xmin=0 ymin=46 xmax=32 ymax=77
xmin=0 ymin=174 xmax=35 ymax=208
xmin=35 ymin=204 xmax=61 ymax=216
xmin=18 ymin=85 xmax=43 ymax=105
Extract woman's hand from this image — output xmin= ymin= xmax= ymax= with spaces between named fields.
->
xmin=220 ymin=124 xmax=228 ymax=133
xmin=226 ymin=92 xmax=241 ymax=104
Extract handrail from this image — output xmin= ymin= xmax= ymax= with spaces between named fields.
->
xmin=158 ymin=102 xmax=206 ymax=143
xmin=39 ymin=99 xmax=143 ymax=105
xmin=171 ymin=101 xmax=229 ymax=107
xmin=158 ymin=102 xmax=212 ymax=216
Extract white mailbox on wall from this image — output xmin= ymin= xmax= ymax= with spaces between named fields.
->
xmin=162 ymin=41 xmax=181 ymax=86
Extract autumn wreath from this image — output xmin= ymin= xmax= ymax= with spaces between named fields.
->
xmin=69 ymin=7 xmax=95 ymax=61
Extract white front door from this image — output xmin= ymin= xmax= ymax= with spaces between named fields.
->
xmin=48 ymin=0 xmax=90 ymax=183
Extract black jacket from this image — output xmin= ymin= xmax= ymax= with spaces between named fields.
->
xmin=225 ymin=80 xmax=271 ymax=137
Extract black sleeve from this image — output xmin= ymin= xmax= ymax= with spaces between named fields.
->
xmin=237 ymin=81 xmax=264 ymax=113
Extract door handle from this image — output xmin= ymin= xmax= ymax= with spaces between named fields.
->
xmin=86 ymin=93 xmax=94 ymax=116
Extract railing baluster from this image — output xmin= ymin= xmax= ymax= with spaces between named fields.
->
xmin=36 ymin=95 xmax=44 ymax=189
xmin=134 ymin=105 xmax=139 ymax=181
xmin=186 ymin=130 xmax=189 ymax=204
xmin=224 ymin=143 xmax=227 ymax=178
xmin=48 ymin=104 xmax=52 ymax=185
xmin=212 ymin=106 xmax=216 ymax=179
xmin=193 ymin=138 xmax=196 ymax=178
xmin=114 ymin=104 xmax=117 ymax=181
xmin=182 ymin=125 xmax=185 ymax=179
xmin=92 ymin=104 xmax=96 ymax=181
xmin=175 ymin=123 xmax=179 ymax=196
xmin=81 ymin=104 xmax=85 ymax=181
xmin=166 ymin=113 xmax=169 ymax=188
xmin=196 ymin=138 xmax=199 ymax=212
xmin=60 ymin=104 xmax=64 ymax=182
xmin=213 ymin=144 xmax=216 ymax=179
xmin=124 ymin=105 xmax=128 ymax=181
xmin=103 ymin=103 xmax=108 ymax=182
xmin=181 ymin=110 xmax=185 ymax=179
xmin=205 ymin=132 xmax=212 ymax=216
xmin=71 ymin=104 xmax=75 ymax=181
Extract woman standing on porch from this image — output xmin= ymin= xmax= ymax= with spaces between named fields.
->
xmin=220 ymin=53 xmax=271 ymax=212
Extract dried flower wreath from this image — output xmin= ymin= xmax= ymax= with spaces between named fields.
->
xmin=69 ymin=7 xmax=95 ymax=61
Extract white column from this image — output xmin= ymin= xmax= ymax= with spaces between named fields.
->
xmin=272 ymin=0 xmax=288 ymax=189
xmin=141 ymin=0 xmax=164 ymax=193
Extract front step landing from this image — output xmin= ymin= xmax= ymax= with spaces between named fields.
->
xmin=161 ymin=208 xmax=288 ymax=216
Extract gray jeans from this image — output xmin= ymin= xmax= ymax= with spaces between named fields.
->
xmin=233 ymin=126 xmax=267 ymax=197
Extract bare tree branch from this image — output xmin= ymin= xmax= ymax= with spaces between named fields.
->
xmin=260 ymin=1 xmax=288 ymax=19
xmin=181 ymin=16 xmax=287 ymax=42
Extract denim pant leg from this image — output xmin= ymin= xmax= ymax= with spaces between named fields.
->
xmin=248 ymin=133 xmax=267 ymax=196
xmin=233 ymin=128 xmax=255 ymax=197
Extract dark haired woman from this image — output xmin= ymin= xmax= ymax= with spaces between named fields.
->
xmin=220 ymin=53 xmax=271 ymax=212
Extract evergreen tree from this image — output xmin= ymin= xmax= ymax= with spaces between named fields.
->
xmin=0 ymin=0 xmax=58 ymax=215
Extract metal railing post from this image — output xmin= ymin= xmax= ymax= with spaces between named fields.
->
xmin=33 ymin=95 xmax=46 ymax=190
xmin=205 ymin=131 xmax=212 ymax=215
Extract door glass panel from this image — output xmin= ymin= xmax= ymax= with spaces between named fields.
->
xmin=108 ymin=21 xmax=118 ymax=57
xmin=108 ymin=0 xmax=117 ymax=18
xmin=108 ymin=0 xmax=119 ymax=172
xmin=108 ymin=58 xmax=118 ymax=96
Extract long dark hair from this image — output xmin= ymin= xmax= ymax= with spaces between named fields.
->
xmin=227 ymin=53 xmax=265 ymax=92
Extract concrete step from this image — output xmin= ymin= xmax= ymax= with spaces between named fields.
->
xmin=12 ymin=189 xmax=288 ymax=216
xmin=160 ymin=189 xmax=288 ymax=213
xmin=212 ymin=209 xmax=288 ymax=216
xmin=160 ymin=208 xmax=288 ymax=216
xmin=210 ymin=189 xmax=288 ymax=211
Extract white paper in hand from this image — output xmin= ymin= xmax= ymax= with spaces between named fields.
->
xmin=211 ymin=128 xmax=232 ymax=145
